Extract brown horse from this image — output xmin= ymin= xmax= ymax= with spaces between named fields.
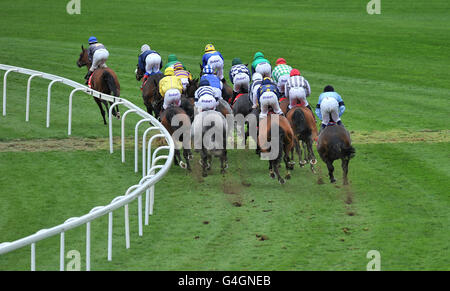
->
xmin=316 ymin=124 xmax=355 ymax=184
xmin=286 ymin=106 xmax=318 ymax=172
xmin=280 ymin=97 xmax=290 ymax=115
xmin=77 ymin=45 xmax=120 ymax=124
xmin=258 ymin=114 xmax=295 ymax=184
xmin=136 ymin=65 xmax=164 ymax=118
xmin=160 ymin=106 xmax=192 ymax=170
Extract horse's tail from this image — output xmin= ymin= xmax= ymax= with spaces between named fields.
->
xmin=292 ymin=108 xmax=310 ymax=137
xmin=334 ymin=143 xmax=356 ymax=160
xmin=103 ymin=70 xmax=119 ymax=97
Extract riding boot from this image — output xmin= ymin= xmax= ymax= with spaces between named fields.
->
xmin=337 ymin=120 xmax=345 ymax=127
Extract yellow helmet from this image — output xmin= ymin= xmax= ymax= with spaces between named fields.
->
xmin=204 ymin=43 xmax=215 ymax=52
xmin=164 ymin=67 xmax=174 ymax=76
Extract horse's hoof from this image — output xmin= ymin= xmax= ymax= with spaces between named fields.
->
xmin=279 ymin=178 xmax=286 ymax=184
xmin=179 ymin=161 xmax=187 ymax=169
xmin=330 ymin=178 xmax=337 ymax=184
xmin=285 ymin=173 xmax=291 ymax=180
xmin=202 ymin=172 xmax=208 ymax=177
xmin=188 ymin=154 xmax=193 ymax=160
xmin=310 ymin=159 xmax=317 ymax=165
xmin=270 ymin=173 xmax=275 ymax=179
xmin=115 ymin=113 xmax=121 ymax=120
xmin=221 ymin=169 xmax=226 ymax=175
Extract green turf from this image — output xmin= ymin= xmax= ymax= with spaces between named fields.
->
xmin=0 ymin=0 xmax=449 ymax=270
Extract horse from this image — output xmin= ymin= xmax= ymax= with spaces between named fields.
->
xmin=316 ymin=124 xmax=355 ymax=184
xmin=230 ymin=93 xmax=258 ymax=147
xmin=280 ymin=97 xmax=290 ymax=115
xmin=258 ymin=113 xmax=295 ymax=184
xmin=77 ymin=45 xmax=120 ymax=124
xmin=191 ymin=110 xmax=228 ymax=177
xmin=160 ymin=106 xmax=192 ymax=170
xmin=135 ymin=65 xmax=164 ymax=118
xmin=286 ymin=105 xmax=318 ymax=172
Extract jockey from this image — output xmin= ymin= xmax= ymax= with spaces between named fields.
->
xmin=257 ymin=77 xmax=284 ymax=119
xmin=272 ymin=58 xmax=292 ymax=96
xmin=138 ymin=44 xmax=163 ymax=84
xmin=159 ymin=67 xmax=183 ymax=110
xmin=251 ymin=52 xmax=271 ymax=78
xmin=229 ymin=58 xmax=250 ymax=99
xmin=162 ymin=54 xmax=186 ymax=72
xmin=315 ymin=85 xmax=346 ymax=130
xmin=285 ymin=69 xmax=312 ymax=113
xmin=173 ymin=61 xmax=192 ymax=92
xmin=194 ymin=79 xmax=218 ymax=112
xmin=200 ymin=65 xmax=223 ymax=100
xmin=249 ymin=72 xmax=263 ymax=109
xmin=202 ymin=44 xmax=225 ymax=81
xmin=85 ymin=36 xmax=109 ymax=84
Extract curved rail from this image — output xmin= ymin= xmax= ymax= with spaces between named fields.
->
xmin=0 ymin=64 xmax=174 ymax=271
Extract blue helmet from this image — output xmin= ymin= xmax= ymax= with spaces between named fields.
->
xmin=199 ymin=79 xmax=210 ymax=87
xmin=203 ymin=65 xmax=213 ymax=75
xmin=88 ymin=36 xmax=97 ymax=44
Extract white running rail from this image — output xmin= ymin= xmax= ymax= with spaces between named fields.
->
xmin=0 ymin=64 xmax=174 ymax=271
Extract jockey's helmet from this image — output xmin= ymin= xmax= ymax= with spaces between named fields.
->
xmin=88 ymin=36 xmax=97 ymax=44
xmin=290 ymin=69 xmax=301 ymax=77
xmin=232 ymin=58 xmax=242 ymax=66
xmin=204 ymin=44 xmax=215 ymax=52
xmin=323 ymin=85 xmax=334 ymax=92
xmin=173 ymin=62 xmax=183 ymax=71
xmin=164 ymin=67 xmax=175 ymax=76
xmin=203 ymin=65 xmax=214 ymax=75
xmin=276 ymin=58 xmax=287 ymax=65
xmin=141 ymin=44 xmax=150 ymax=54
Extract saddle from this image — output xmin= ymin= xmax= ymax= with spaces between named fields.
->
xmin=231 ymin=93 xmax=245 ymax=108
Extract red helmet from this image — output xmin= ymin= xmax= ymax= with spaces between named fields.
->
xmin=290 ymin=69 xmax=301 ymax=77
xmin=276 ymin=58 xmax=287 ymax=65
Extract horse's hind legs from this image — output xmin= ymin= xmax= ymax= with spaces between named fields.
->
xmin=94 ymin=98 xmax=107 ymax=125
xmin=273 ymin=160 xmax=285 ymax=184
xmin=306 ymin=138 xmax=317 ymax=173
xmin=269 ymin=162 xmax=275 ymax=179
xmin=200 ymin=149 xmax=209 ymax=177
xmin=220 ymin=150 xmax=227 ymax=175
xmin=341 ymin=158 xmax=350 ymax=185
xmin=183 ymin=149 xmax=192 ymax=171
xmin=326 ymin=160 xmax=336 ymax=183
xmin=175 ymin=149 xmax=185 ymax=169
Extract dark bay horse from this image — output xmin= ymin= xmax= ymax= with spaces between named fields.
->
xmin=191 ymin=110 xmax=228 ymax=177
xmin=136 ymin=65 xmax=164 ymax=118
xmin=77 ymin=45 xmax=120 ymax=124
xmin=316 ymin=124 xmax=355 ymax=184
xmin=258 ymin=114 xmax=295 ymax=184
xmin=286 ymin=106 xmax=318 ymax=172
xmin=160 ymin=106 xmax=192 ymax=170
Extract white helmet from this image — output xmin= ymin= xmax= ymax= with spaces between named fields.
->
xmin=252 ymin=72 xmax=263 ymax=82
xmin=141 ymin=44 xmax=150 ymax=54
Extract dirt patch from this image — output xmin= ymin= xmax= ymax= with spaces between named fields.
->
xmin=351 ymin=129 xmax=449 ymax=144
xmin=0 ymin=136 xmax=141 ymax=152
